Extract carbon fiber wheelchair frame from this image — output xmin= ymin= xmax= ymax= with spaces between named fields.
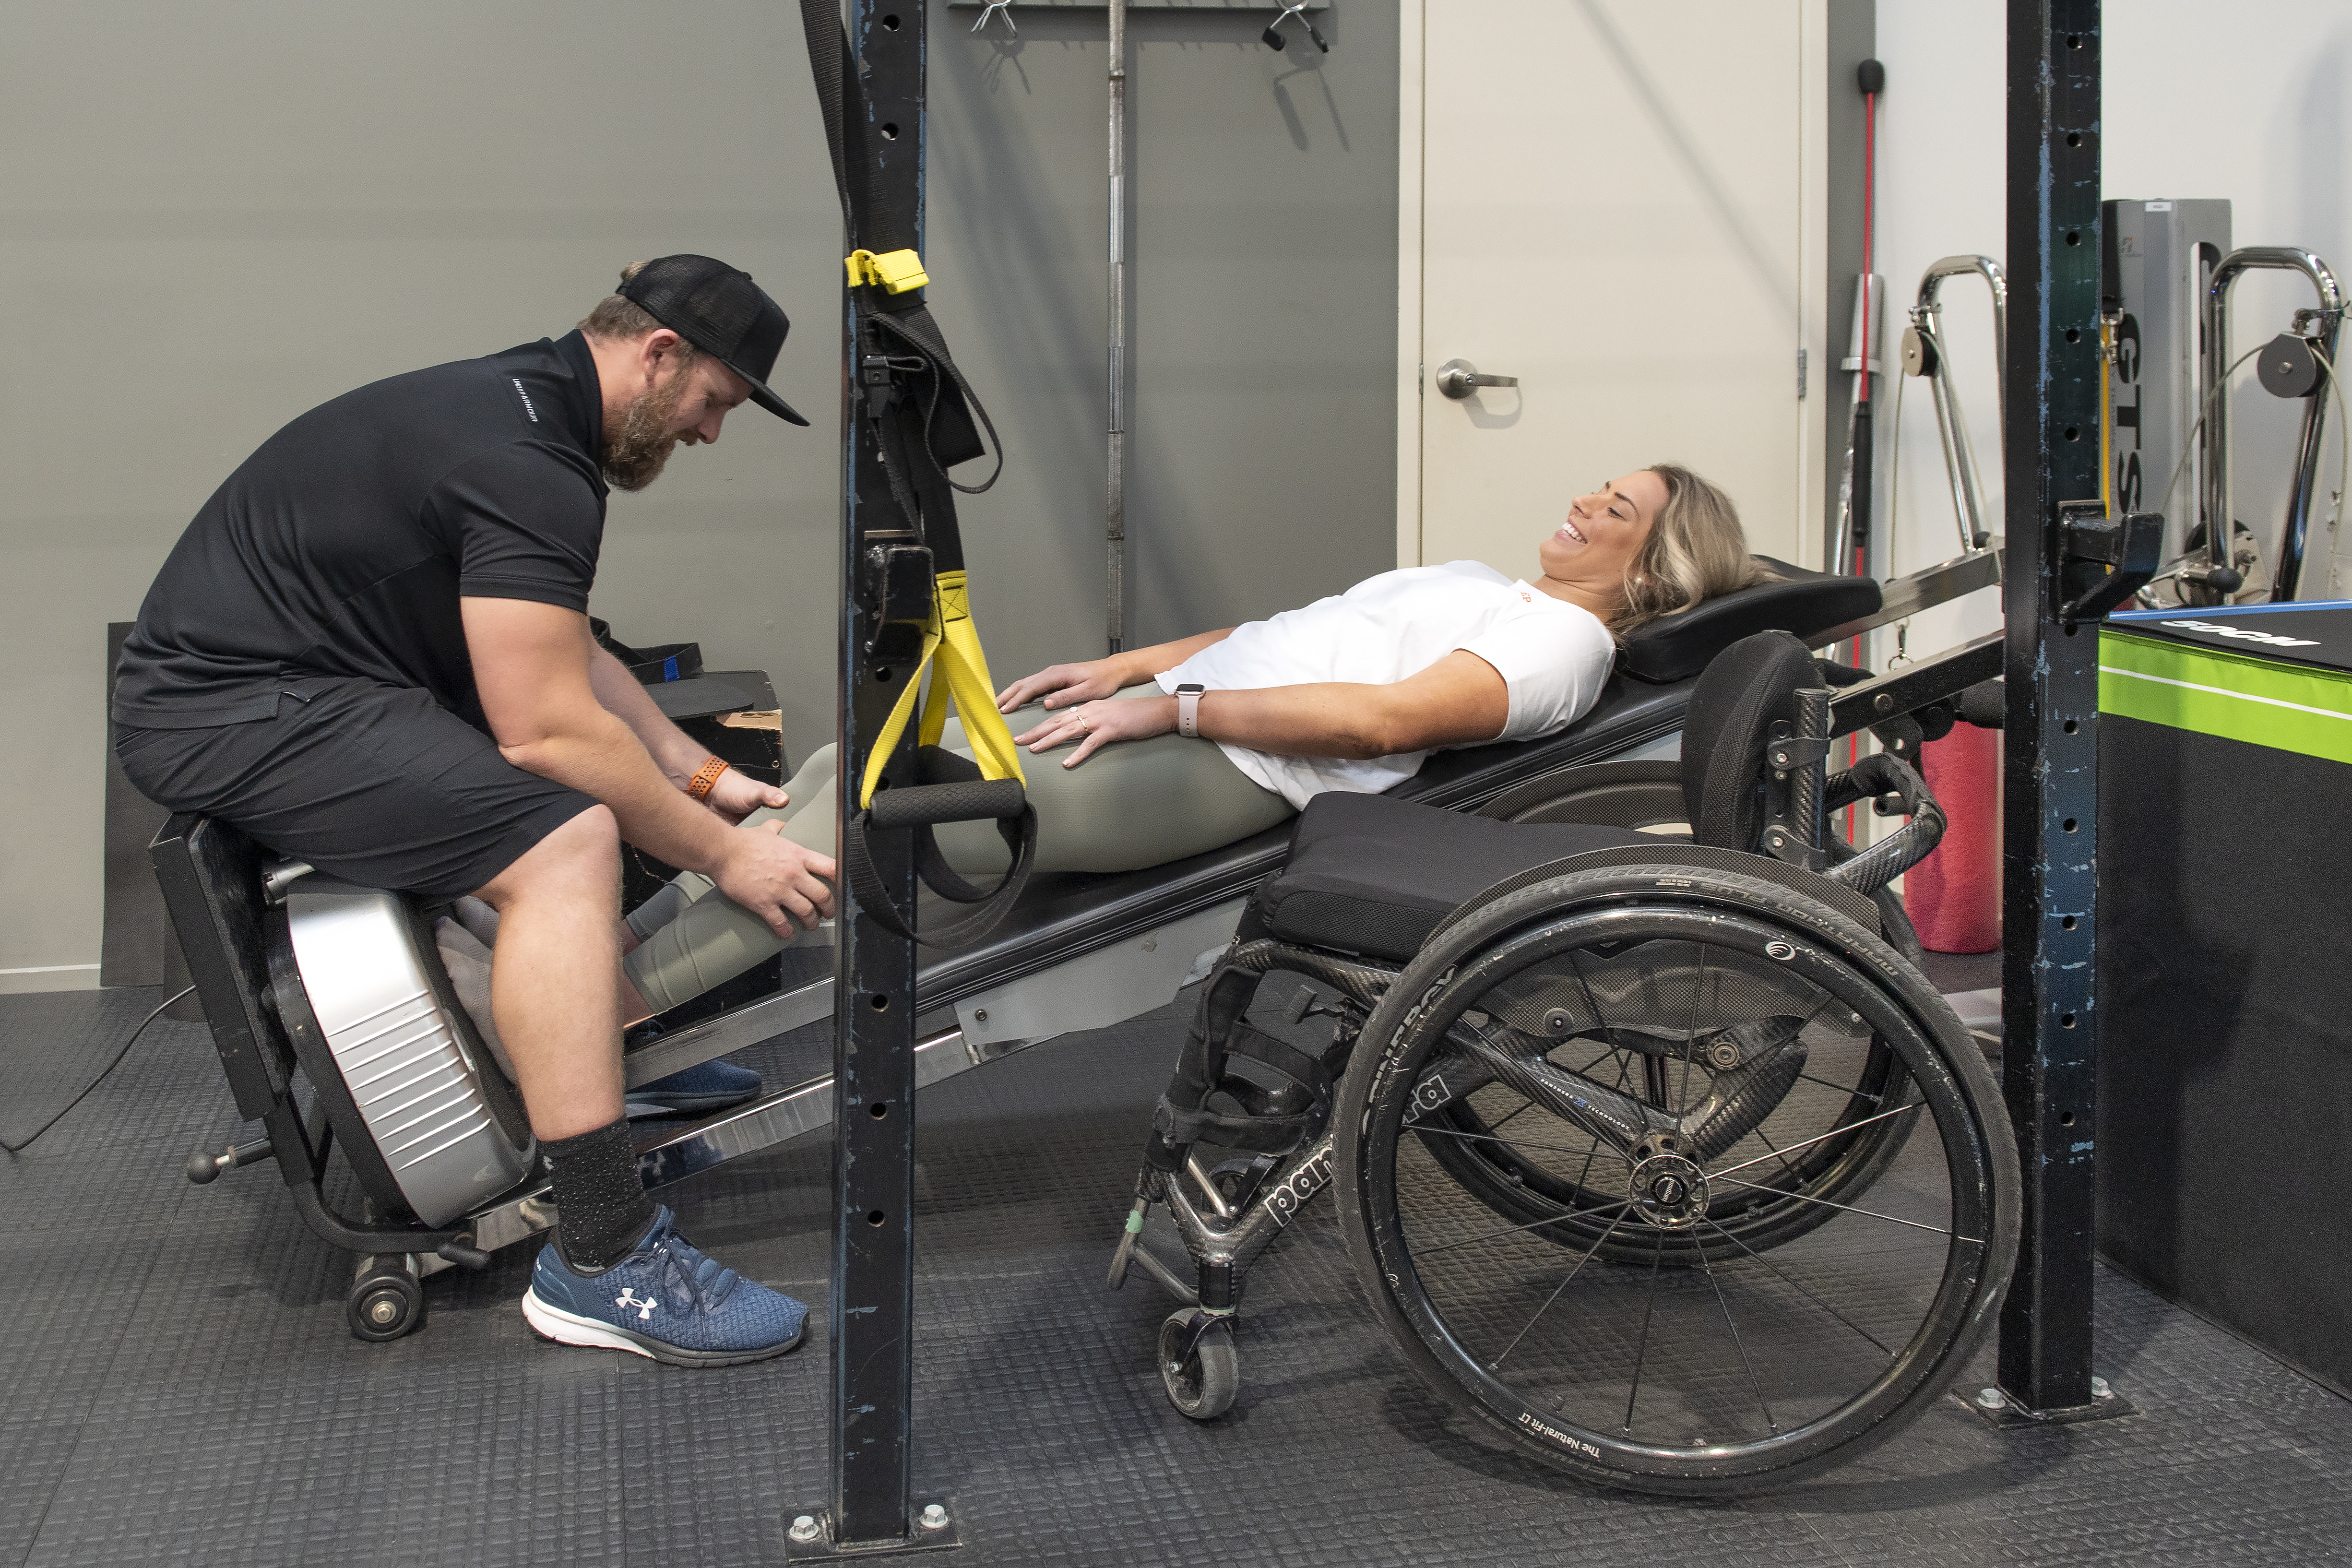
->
xmin=1110 ymin=633 xmax=2021 ymax=1497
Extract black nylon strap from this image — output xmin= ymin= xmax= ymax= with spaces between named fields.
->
xmin=1222 ymin=1026 xmax=1332 ymax=1106
xmin=842 ymin=747 xmax=1037 ymax=948
xmin=1150 ymin=1098 xmax=1319 ymax=1156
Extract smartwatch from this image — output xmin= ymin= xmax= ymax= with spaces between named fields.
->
xmin=1176 ymin=683 xmax=1206 ymax=738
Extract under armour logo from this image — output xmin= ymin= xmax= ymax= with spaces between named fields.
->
xmin=615 ymin=1288 xmax=658 ymax=1321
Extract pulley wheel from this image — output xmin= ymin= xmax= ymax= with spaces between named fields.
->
xmin=2257 ymin=332 xmax=2321 ymax=399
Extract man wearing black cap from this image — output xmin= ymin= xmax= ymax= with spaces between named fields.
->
xmin=114 ymin=257 xmax=828 ymax=1366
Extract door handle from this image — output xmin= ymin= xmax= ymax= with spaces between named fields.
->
xmin=1435 ymin=358 xmax=1519 ymax=399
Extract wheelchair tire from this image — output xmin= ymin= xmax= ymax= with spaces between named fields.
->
xmin=1334 ymin=864 xmax=2018 ymax=1497
xmin=1158 ymin=1309 xmax=1239 ymax=1421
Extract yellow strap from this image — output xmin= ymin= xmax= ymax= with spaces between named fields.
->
xmin=857 ymin=570 xmax=1028 ymax=809
xmin=843 ymin=248 xmax=931 ymax=295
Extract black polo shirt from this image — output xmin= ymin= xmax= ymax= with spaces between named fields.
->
xmin=113 ymin=331 xmax=610 ymax=732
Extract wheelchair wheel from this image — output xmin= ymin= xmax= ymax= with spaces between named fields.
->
xmin=1158 ymin=1309 xmax=1238 ymax=1420
xmin=1334 ymin=865 xmax=2017 ymax=1496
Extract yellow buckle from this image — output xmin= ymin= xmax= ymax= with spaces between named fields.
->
xmin=844 ymin=248 xmax=930 ymax=295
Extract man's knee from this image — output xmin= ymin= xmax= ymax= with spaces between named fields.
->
xmin=476 ymin=805 xmax=621 ymax=911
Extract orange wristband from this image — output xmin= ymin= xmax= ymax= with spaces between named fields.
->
xmin=685 ymin=755 xmax=730 ymax=801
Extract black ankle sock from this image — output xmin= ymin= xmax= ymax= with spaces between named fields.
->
xmin=543 ymin=1118 xmax=657 ymax=1274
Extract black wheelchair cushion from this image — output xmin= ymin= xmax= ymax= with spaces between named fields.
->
xmin=1259 ymin=792 xmax=1653 ymax=962
xmin=1619 ymin=556 xmax=1878 ymax=684
xmin=1680 ymin=630 xmax=1818 ymax=851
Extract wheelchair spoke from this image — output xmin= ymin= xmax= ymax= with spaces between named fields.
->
xmin=1569 ymin=1125 xmax=1609 ymax=1196
xmin=1712 ymin=1176 xmax=1979 ymax=1244
xmin=1706 ymin=1098 xmax=1925 ymax=1181
xmin=1698 ymin=1215 xmax=1894 ymax=1357
xmin=1488 ymin=1200 xmax=1634 ymax=1370
xmin=1617 ymin=1231 xmax=1669 ymax=1433
xmin=1698 ymin=1232 xmax=1777 ymax=1435
xmin=1557 ymin=1045 xmax=1641 ymax=1195
xmin=1748 ymin=1121 xmax=1800 ymax=1183
xmin=1411 ymin=1198 xmax=1635 ymax=1259
xmin=1799 ymin=1069 xmax=1881 ymax=1104
xmin=1484 ymin=1097 xmax=1537 ymax=1135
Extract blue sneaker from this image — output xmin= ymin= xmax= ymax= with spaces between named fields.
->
xmin=625 ymin=1056 xmax=764 ymax=1119
xmin=521 ymin=1206 xmax=808 ymax=1366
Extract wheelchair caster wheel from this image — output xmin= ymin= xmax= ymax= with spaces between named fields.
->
xmin=346 ymin=1259 xmax=426 ymax=1343
xmin=1157 ymin=1308 xmax=1238 ymax=1420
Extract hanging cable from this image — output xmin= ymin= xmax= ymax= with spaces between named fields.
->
xmin=2132 ymin=343 xmax=2268 ymax=606
xmin=3 ymin=985 xmax=195 ymax=1152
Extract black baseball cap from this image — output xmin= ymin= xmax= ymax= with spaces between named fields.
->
xmin=618 ymin=254 xmax=809 ymax=427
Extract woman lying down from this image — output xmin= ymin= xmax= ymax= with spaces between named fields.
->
xmin=592 ymin=463 xmax=1762 ymax=1018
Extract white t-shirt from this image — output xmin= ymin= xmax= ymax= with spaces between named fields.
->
xmin=1155 ymin=560 xmax=1616 ymax=807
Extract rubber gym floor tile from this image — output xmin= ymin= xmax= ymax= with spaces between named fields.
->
xmin=6 ymin=988 xmax=2352 ymax=1566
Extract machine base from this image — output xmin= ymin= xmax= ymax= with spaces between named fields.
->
xmin=783 ymin=1499 xmax=962 ymax=1558
xmin=1955 ymin=1382 xmax=2137 ymax=1428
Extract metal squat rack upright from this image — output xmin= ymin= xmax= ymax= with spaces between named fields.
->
xmin=794 ymin=0 xmax=961 ymax=1556
xmin=1989 ymin=0 xmax=2150 ymax=1423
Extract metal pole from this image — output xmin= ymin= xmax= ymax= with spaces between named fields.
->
xmin=823 ymin=0 xmax=927 ymax=1548
xmin=1106 ymin=0 xmax=1128 ymax=655
xmin=1997 ymin=0 xmax=2103 ymax=1417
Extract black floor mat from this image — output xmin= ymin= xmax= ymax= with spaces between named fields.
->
xmin=1919 ymin=949 xmax=2000 ymax=996
xmin=0 ymin=985 xmax=171 ymax=1152
xmin=3 ymin=987 xmax=2349 ymax=1567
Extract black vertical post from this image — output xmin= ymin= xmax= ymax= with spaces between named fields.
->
xmin=831 ymin=0 xmax=926 ymax=1545
xmin=1998 ymin=0 xmax=2103 ymax=1414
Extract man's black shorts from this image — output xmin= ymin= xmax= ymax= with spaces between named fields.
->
xmin=116 ymin=676 xmax=598 ymax=899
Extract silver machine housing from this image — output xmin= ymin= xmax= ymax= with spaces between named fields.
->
xmin=2104 ymin=199 xmax=2230 ymax=549
xmin=270 ymin=870 xmax=536 ymax=1227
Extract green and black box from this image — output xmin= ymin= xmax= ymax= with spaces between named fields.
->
xmin=2097 ymin=603 xmax=2352 ymax=1396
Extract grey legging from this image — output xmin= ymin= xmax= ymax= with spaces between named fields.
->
xmin=622 ymin=689 xmax=1293 ymax=1012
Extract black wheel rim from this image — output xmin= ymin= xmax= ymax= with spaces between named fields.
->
xmin=1358 ymin=903 xmax=1998 ymax=1483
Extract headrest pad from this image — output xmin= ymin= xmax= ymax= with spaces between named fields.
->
xmin=1620 ymin=557 xmax=1880 ymax=683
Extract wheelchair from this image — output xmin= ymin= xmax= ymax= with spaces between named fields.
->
xmin=1112 ymin=629 xmax=2021 ymax=1497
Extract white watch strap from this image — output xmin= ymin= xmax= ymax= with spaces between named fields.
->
xmin=1176 ymin=684 xmax=1204 ymax=738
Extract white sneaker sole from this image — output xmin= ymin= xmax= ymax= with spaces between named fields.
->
xmin=521 ymin=1289 xmax=804 ymax=1368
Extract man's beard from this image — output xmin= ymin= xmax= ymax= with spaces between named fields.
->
xmin=602 ymin=359 xmax=695 ymax=492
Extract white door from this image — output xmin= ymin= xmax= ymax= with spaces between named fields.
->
xmin=1404 ymin=0 xmax=1825 ymax=575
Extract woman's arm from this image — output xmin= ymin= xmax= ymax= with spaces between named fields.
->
xmin=1015 ymin=650 xmax=1510 ymax=768
xmin=995 ymin=627 xmax=1236 ymax=713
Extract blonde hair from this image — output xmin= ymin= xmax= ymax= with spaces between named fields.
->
xmin=578 ymin=261 xmax=701 ymax=365
xmin=1609 ymin=463 xmax=1769 ymax=638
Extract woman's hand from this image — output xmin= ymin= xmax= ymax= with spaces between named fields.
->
xmin=1013 ymin=694 xmax=1177 ymax=767
xmin=700 ymin=768 xmax=790 ymax=824
xmin=996 ymin=658 xmax=1128 ymax=714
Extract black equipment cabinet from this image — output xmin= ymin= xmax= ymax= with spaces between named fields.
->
xmin=2096 ymin=605 xmax=2352 ymax=1397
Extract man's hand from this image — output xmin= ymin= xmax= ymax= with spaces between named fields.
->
xmin=996 ymin=658 xmax=1128 ymax=714
xmin=1014 ymin=693 xmax=1177 ymax=767
xmin=701 ymin=768 xmax=789 ymax=824
xmin=710 ymin=820 xmax=838 ymax=938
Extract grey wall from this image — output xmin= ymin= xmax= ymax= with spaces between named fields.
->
xmin=927 ymin=3 xmax=1400 ymax=655
xmin=0 ymin=1 xmax=1398 ymax=988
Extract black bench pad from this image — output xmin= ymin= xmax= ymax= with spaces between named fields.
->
xmin=1259 ymin=793 xmax=1652 ymax=963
